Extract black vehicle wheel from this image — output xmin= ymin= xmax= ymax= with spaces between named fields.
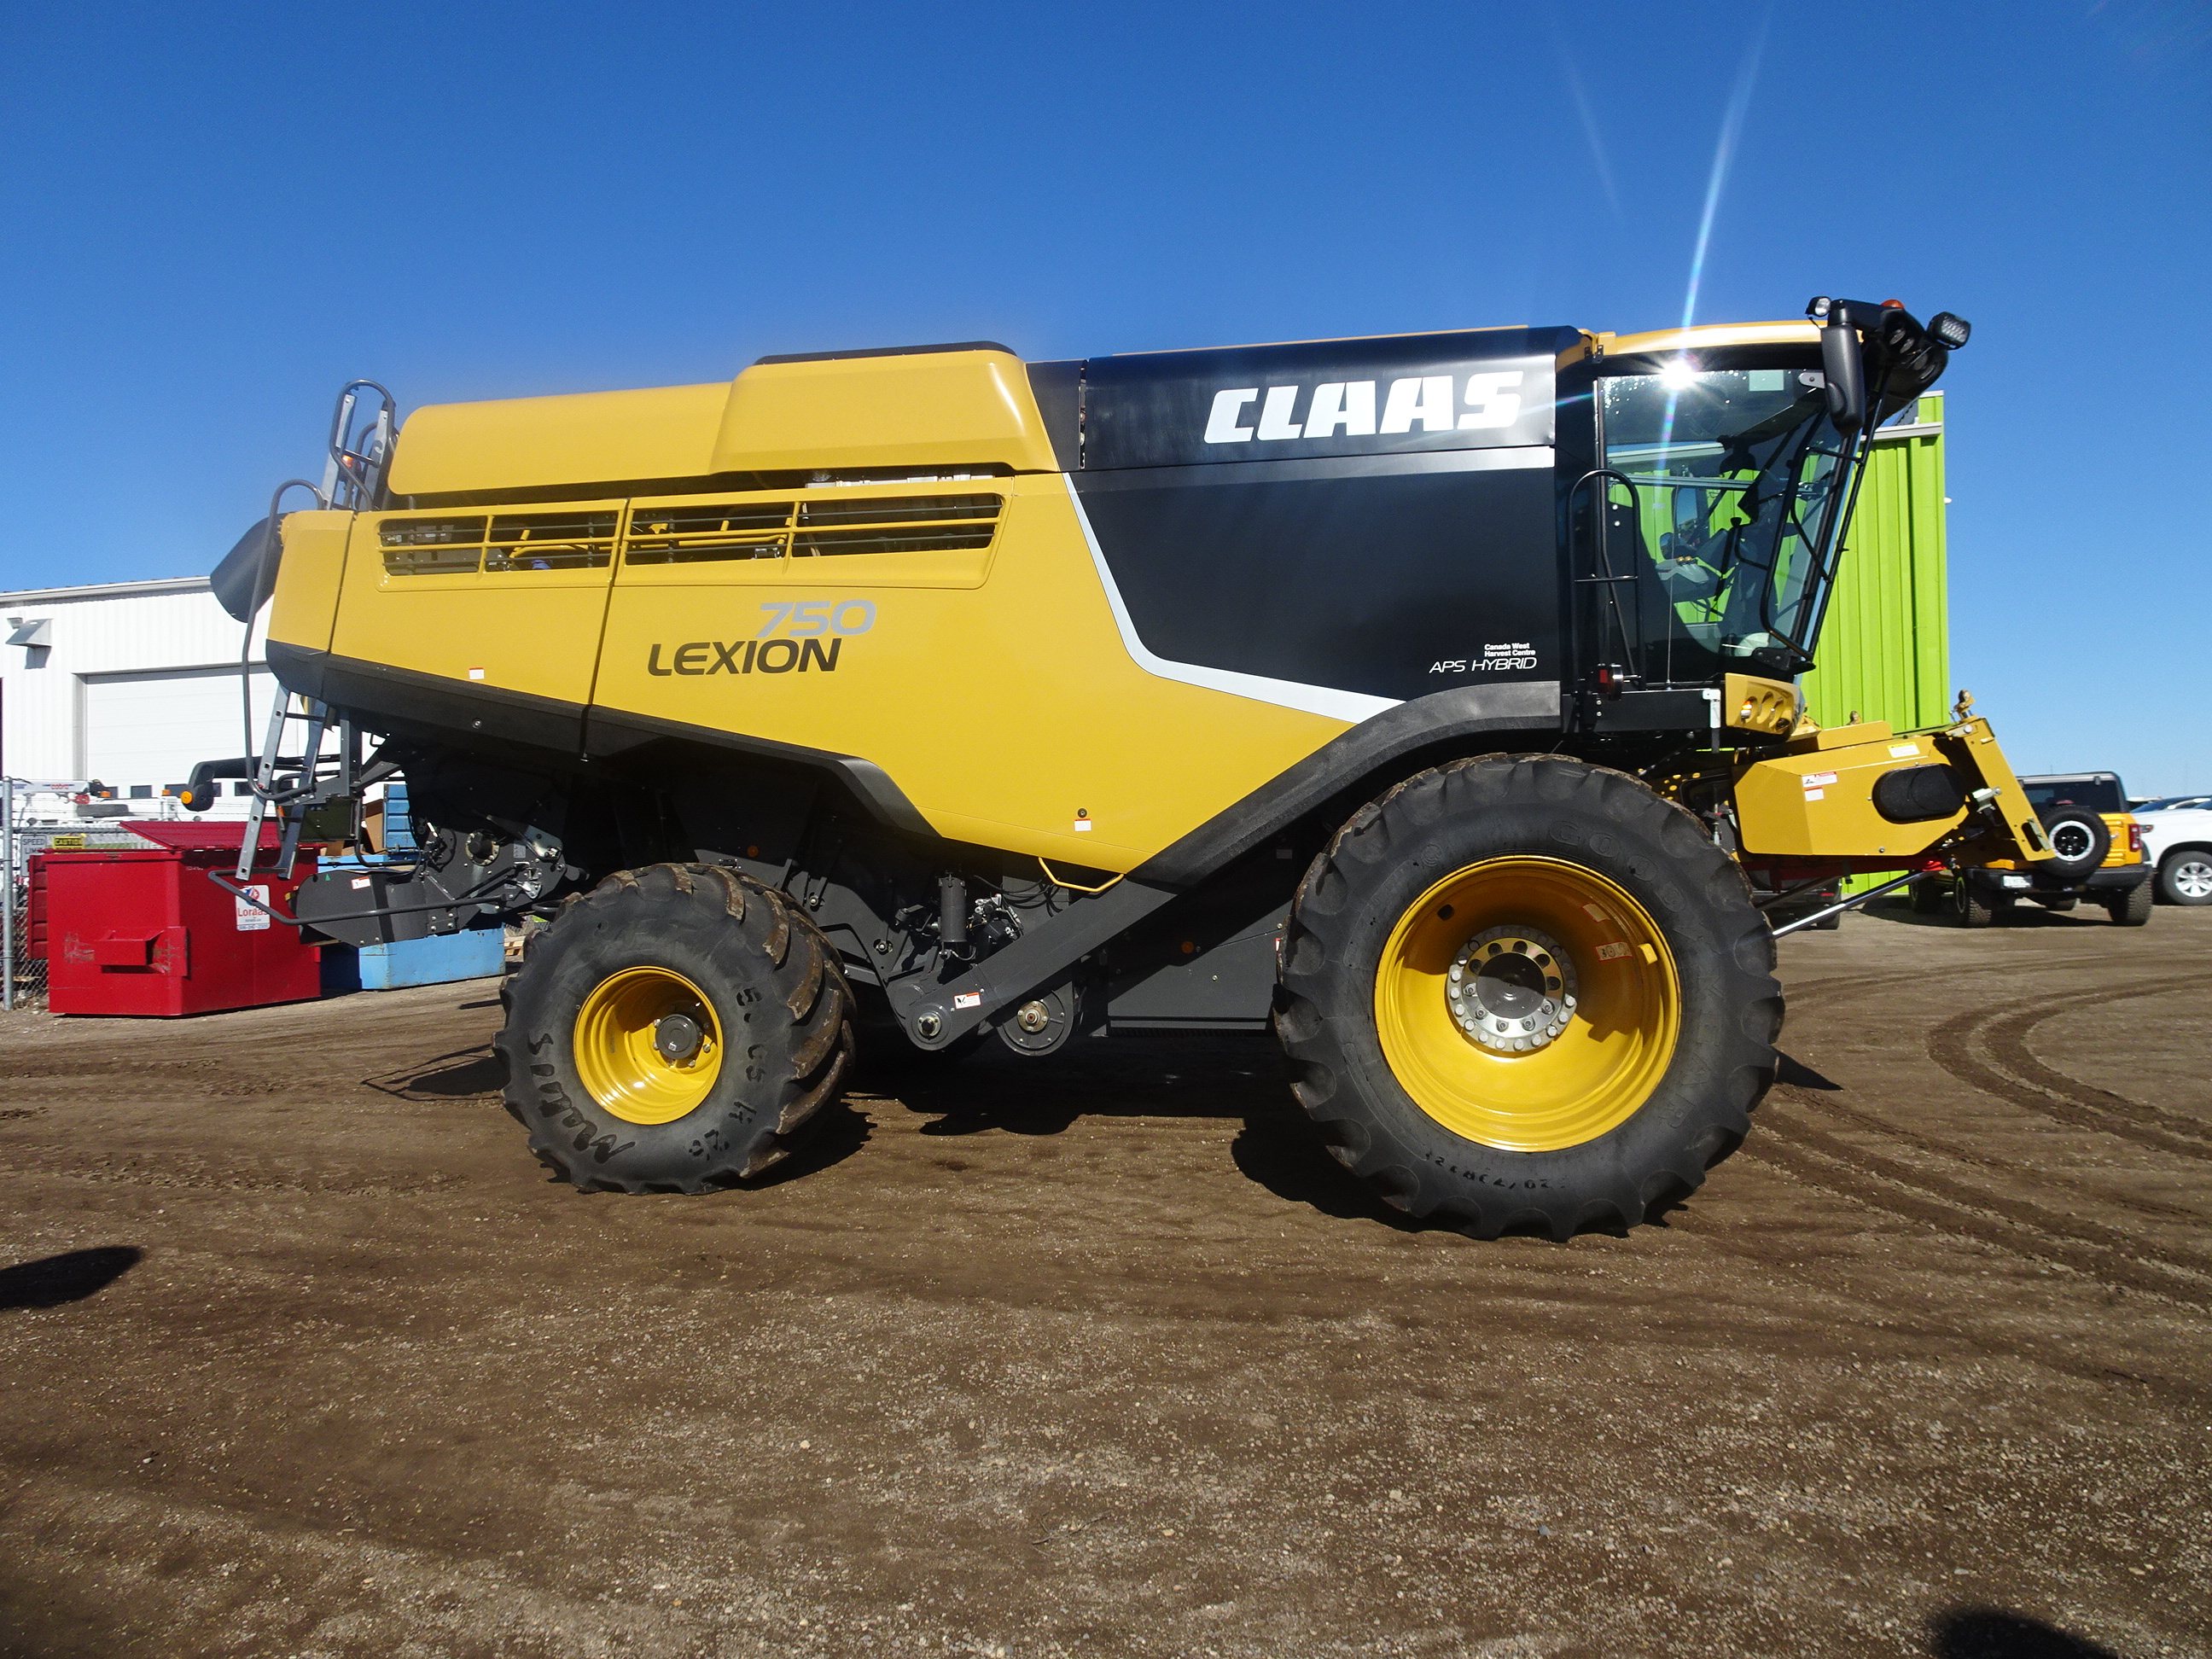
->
xmin=2037 ymin=807 xmax=2111 ymax=882
xmin=1910 ymin=877 xmax=1948 ymax=915
xmin=2157 ymin=850 xmax=2212 ymax=906
xmin=2106 ymin=879 xmax=2154 ymax=927
xmin=495 ymin=863 xmax=853 ymax=1191
xmin=1958 ymin=881 xmax=2005 ymax=928
xmin=1275 ymin=754 xmax=1780 ymax=1241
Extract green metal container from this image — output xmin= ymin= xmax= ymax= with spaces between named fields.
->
xmin=1801 ymin=393 xmax=1949 ymax=889
xmin=1802 ymin=393 xmax=1949 ymax=732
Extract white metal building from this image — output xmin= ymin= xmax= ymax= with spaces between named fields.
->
xmin=3 ymin=575 xmax=271 ymax=818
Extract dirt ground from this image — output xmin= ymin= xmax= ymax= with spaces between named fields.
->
xmin=2 ymin=899 xmax=2207 ymax=1659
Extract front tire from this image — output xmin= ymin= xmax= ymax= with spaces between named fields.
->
xmin=495 ymin=864 xmax=853 ymax=1191
xmin=1275 ymin=755 xmax=1781 ymax=1241
xmin=1958 ymin=880 xmax=2005 ymax=928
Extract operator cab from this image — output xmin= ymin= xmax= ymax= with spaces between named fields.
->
xmin=1565 ymin=300 xmax=1963 ymax=699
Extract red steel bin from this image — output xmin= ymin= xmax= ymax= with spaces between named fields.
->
xmin=38 ymin=824 xmax=321 ymax=1016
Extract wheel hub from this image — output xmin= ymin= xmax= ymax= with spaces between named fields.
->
xmin=572 ymin=966 xmax=723 ymax=1125
xmin=2174 ymin=857 xmax=2212 ymax=899
xmin=652 ymin=1012 xmax=704 ymax=1062
xmin=1447 ymin=927 xmax=1578 ymax=1052
xmin=1374 ymin=856 xmax=1681 ymax=1153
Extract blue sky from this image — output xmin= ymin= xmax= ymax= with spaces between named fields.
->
xmin=3 ymin=1 xmax=2206 ymax=790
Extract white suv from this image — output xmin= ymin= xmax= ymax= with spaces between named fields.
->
xmin=2138 ymin=798 xmax=2212 ymax=905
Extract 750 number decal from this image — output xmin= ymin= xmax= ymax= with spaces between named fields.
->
xmin=646 ymin=598 xmax=875 ymax=678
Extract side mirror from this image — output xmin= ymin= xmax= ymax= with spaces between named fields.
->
xmin=1819 ymin=323 xmax=1867 ymax=434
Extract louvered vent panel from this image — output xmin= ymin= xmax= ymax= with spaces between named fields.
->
xmin=792 ymin=493 xmax=1001 ymax=558
xmin=796 ymin=493 xmax=1002 ymax=526
xmin=625 ymin=503 xmax=795 ymax=565
xmin=379 ymin=516 xmax=487 ymax=575
xmin=484 ymin=510 xmax=619 ymax=572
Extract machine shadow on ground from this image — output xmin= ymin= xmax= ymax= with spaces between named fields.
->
xmin=1860 ymin=896 xmax=2133 ymax=932
xmin=0 ymin=1246 xmax=142 ymax=1312
xmin=864 ymin=1034 xmax=1485 ymax=1233
xmin=1927 ymin=1607 xmax=2130 ymax=1659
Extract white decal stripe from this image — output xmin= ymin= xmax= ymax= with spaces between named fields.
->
xmin=1060 ymin=476 xmax=1401 ymax=726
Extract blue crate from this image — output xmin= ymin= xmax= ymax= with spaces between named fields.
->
xmin=315 ymin=854 xmax=503 ymax=993
xmin=323 ymin=927 xmax=505 ymax=992
xmin=381 ymin=783 xmax=416 ymax=853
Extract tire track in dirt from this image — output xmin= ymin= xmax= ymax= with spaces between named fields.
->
xmin=1776 ymin=975 xmax=2208 ymax=1229
xmin=1930 ymin=984 xmax=2212 ymax=1158
xmin=1659 ymin=1201 xmax=2211 ymax=1412
xmin=0 ymin=1147 xmax=467 ymax=1200
xmin=1747 ymin=1097 xmax=2211 ymax=1309
xmin=1743 ymin=968 xmax=2212 ymax=1311
xmin=1773 ymin=1083 xmax=2205 ymax=1228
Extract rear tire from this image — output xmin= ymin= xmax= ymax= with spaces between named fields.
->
xmin=495 ymin=863 xmax=853 ymax=1191
xmin=1910 ymin=877 xmax=1948 ymax=914
xmin=1275 ymin=754 xmax=1780 ymax=1241
xmin=2106 ymin=879 xmax=2153 ymax=927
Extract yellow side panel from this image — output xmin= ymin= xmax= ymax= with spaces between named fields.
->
xmin=387 ymin=383 xmax=729 ymax=498
xmin=709 ymin=351 xmax=1059 ymax=476
xmin=593 ymin=476 xmax=1346 ymax=870
xmin=265 ymin=510 xmax=355 ymax=655
xmin=330 ymin=505 xmax=621 ymax=709
xmin=1734 ymin=731 xmax=1962 ymax=859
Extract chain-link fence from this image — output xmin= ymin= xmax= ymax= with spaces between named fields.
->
xmin=3 ymin=780 xmax=177 ymax=1012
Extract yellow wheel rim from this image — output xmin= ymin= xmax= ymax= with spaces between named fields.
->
xmin=1373 ymin=857 xmax=1680 ymax=1152
xmin=572 ymin=966 xmax=723 ymax=1126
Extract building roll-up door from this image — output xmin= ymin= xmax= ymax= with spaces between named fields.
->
xmin=82 ymin=667 xmax=278 ymax=792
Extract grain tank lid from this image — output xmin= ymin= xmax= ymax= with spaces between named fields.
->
xmin=385 ymin=381 xmax=732 ymax=498
xmin=708 ymin=347 xmax=1059 ymax=476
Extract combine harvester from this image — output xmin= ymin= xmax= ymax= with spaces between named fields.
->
xmin=190 ymin=296 xmax=2051 ymax=1236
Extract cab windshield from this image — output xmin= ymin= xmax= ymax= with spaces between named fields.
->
xmin=1598 ymin=364 xmax=1854 ymax=683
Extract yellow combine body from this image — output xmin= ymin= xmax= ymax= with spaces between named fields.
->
xmin=212 ymin=297 xmax=2048 ymax=1237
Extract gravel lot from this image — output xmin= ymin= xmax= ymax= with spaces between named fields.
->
xmin=3 ymin=900 xmax=2207 ymax=1658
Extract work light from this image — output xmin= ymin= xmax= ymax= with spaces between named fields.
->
xmin=1928 ymin=311 xmax=1971 ymax=349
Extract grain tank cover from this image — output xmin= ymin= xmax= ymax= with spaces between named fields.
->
xmin=708 ymin=346 xmax=1057 ymax=475
xmin=387 ymin=381 xmax=731 ymax=498
xmin=1074 ymin=325 xmax=1588 ymax=470
xmin=383 ymin=346 xmax=1060 ymax=499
